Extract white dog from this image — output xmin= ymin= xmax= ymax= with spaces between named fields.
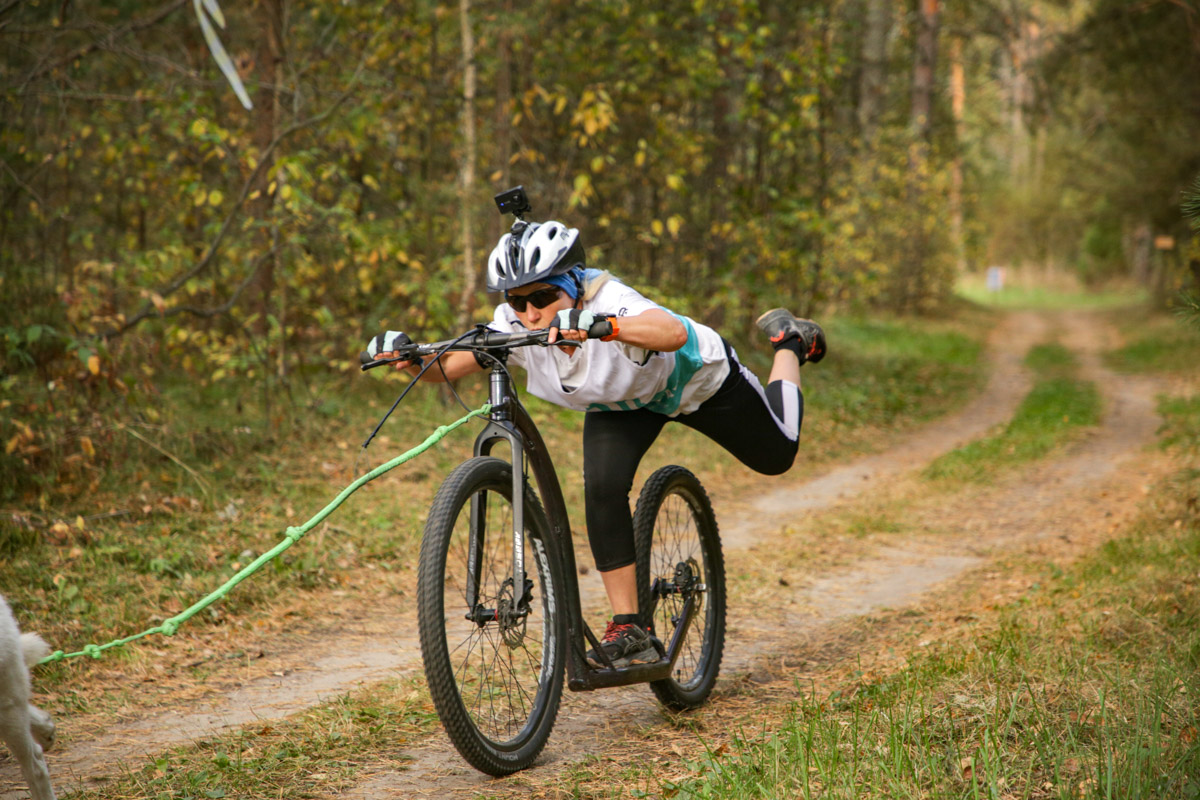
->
xmin=0 ymin=595 xmax=56 ymax=800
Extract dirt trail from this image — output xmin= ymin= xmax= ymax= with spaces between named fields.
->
xmin=0 ymin=309 xmax=1169 ymax=800
xmin=729 ymin=310 xmax=1046 ymax=536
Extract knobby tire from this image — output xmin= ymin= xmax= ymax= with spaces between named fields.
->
xmin=416 ymin=457 xmax=565 ymax=775
xmin=633 ymin=465 xmax=726 ymax=710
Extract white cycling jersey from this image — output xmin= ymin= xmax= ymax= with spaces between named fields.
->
xmin=490 ymin=277 xmax=729 ymax=416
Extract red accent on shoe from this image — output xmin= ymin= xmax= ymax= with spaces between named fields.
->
xmin=601 ymin=621 xmax=641 ymax=642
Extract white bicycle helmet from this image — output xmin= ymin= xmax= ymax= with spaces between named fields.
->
xmin=485 ymin=220 xmax=585 ymax=292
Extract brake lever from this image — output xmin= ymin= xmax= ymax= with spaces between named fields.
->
xmin=360 ymin=352 xmax=418 ymax=371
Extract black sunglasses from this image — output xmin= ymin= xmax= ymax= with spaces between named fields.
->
xmin=505 ymin=287 xmax=563 ymax=312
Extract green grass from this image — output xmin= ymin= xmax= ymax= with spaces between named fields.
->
xmin=631 ymin=469 xmax=1200 ymax=800
xmin=1105 ymin=306 xmax=1200 ymax=375
xmin=0 ymin=371 xmax=484 ymax=666
xmin=8 ymin=298 xmax=1197 ymax=796
xmin=922 ymin=343 xmax=1101 ymax=483
xmin=956 ymin=272 xmax=1143 ymax=310
xmin=1160 ymin=396 xmax=1200 ymax=453
xmin=796 ymin=311 xmax=986 ymax=448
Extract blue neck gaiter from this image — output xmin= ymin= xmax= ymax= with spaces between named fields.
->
xmin=539 ymin=268 xmax=583 ymax=300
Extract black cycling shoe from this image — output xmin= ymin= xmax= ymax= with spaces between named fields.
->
xmin=586 ymin=620 xmax=661 ymax=668
xmin=755 ymin=308 xmax=827 ymax=364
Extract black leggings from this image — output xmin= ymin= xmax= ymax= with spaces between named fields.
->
xmin=582 ymin=355 xmax=801 ymax=572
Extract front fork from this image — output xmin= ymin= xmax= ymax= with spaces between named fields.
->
xmin=507 ymin=435 xmax=527 ymax=621
xmin=462 ymin=438 xmax=530 ymax=630
xmin=465 ymin=372 xmax=529 ymax=625
xmin=491 ymin=371 xmax=526 ymax=621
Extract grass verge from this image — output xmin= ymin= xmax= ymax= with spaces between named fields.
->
xmin=1105 ymin=304 xmax=1200 ymax=376
xmin=804 ymin=310 xmax=985 ymax=447
xmin=600 ymin=312 xmax=1200 ymax=800
xmin=922 ymin=342 xmax=1100 ymax=483
xmin=618 ymin=483 xmax=1200 ymax=799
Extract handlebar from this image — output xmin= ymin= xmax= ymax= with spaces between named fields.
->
xmin=359 ymin=319 xmax=614 ymax=371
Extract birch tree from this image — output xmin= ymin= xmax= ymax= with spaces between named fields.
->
xmin=457 ymin=0 xmax=479 ymax=329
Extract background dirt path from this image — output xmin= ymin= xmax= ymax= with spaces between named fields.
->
xmin=0 ymin=309 xmax=1170 ymax=799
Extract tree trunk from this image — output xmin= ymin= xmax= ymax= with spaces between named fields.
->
xmin=250 ymin=0 xmax=284 ymax=335
xmin=808 ymin=6 xmax=831 ymax=316
xmin=423 ymin=5 xmax=439 ymax=255
xmin=899 ymin=0 xmax=940 ymax=313
xmin=910 ymin=0 xmax=939 ymax=144
xmin=1006 ymin=8 xmax=1043 ymax=182
xmin=949 ymin=35 xmax=966 ymax=272
xmin=1007 ymin=37 xmax=1028 ymax=178
xmin=1130 ymin=222 xmax=1153 ymax=286
xmin=456 ymin=0 xmax=478 ymax=329
xmin=492 ymin=0 xmax=514 ymax=246
xmin=250 ymin=0 xmax=285 ymax=424
xmin=857 ymin=0 xmax=889 ymax=142
xmin=705 ymin=5 xmax=735 ymax=282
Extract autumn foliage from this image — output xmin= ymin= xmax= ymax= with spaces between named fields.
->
xmin=2 ymin=1 xmax=1198 ymax=505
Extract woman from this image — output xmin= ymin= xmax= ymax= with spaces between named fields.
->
xmin=367 ymin=217 xmax=825 ymax=668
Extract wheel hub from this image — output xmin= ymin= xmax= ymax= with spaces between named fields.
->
xmin=463 ymin=576 xmax=532 ymax=647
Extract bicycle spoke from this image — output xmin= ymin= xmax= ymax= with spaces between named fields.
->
xmin=432 ymin=483 xmax=551 ymax=743
xmin=489 ymin=631 xmax=533 ymax=735
xmin=636 ymin=467 xmax=723 ymax=709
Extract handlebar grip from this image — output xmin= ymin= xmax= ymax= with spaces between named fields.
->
xmin=587 ymin=318 xmax=615 ymax=340
xmin=360 ymin=350 xmax=374 ymax=365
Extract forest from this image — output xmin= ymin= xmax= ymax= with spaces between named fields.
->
xmin=4 ymin=2 xmax=1200 ymax=797
xmin=3 ymin=0 xmax=1199 ymax=500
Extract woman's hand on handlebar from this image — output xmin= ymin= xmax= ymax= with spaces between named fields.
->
xmin=361 ymin=329 xmax=484 ymax=382
xmin=363 ymin=330 xmax=417 ymax=371
xmin=547 ymin=310 xmax=615 ymax=344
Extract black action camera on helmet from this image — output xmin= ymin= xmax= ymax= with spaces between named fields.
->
xmin=494 ymin=186 xmax=532 ymax=219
